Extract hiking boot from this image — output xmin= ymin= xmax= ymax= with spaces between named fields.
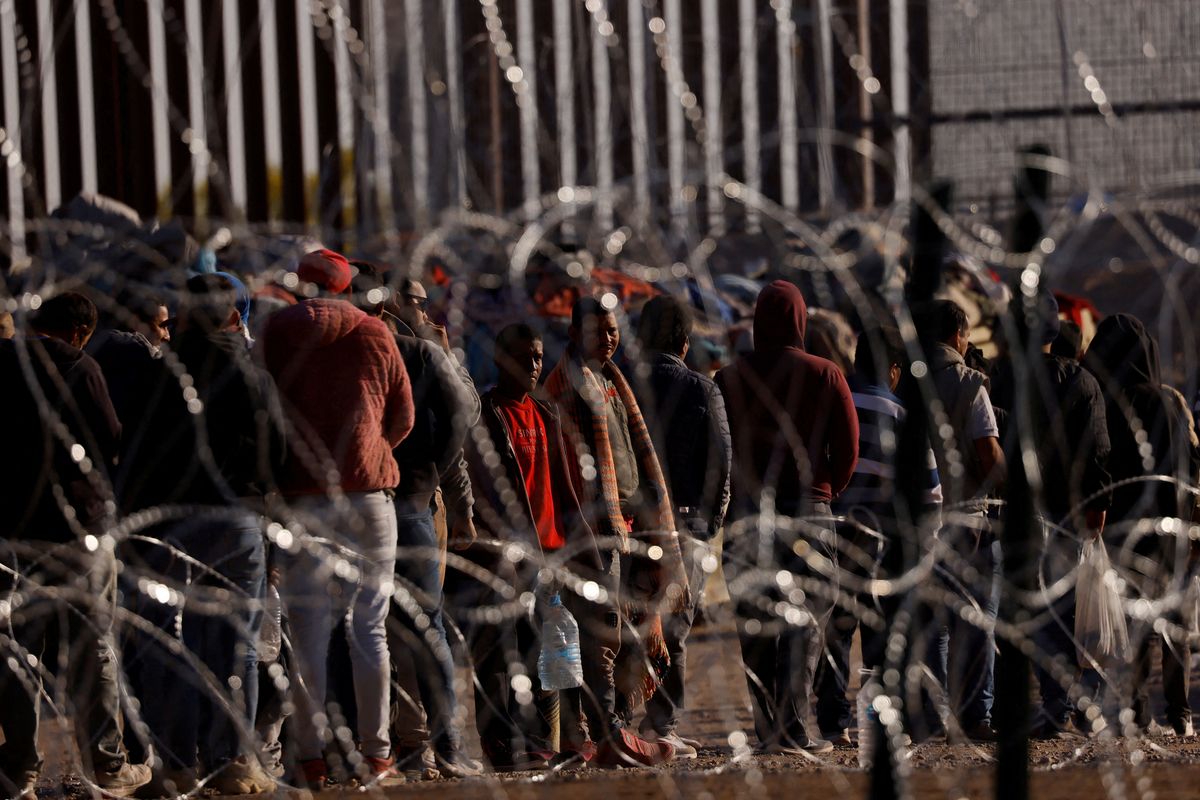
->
xmin=207 ymin=758 xmax=277 ymax=795
xmin=549 ymin=740 xmax=596 ymax=769
xmin=822 ymin=728 xmax=855 ymax=748
xmin=594 ymin=729 xmax=674 ymax=768
xmin=392 ymin=745 xmax=439 ymax=781
xmin=297 ymin=758 xmax=329 ymax=791
xmin=96 ymin=762 xmax=153 ymax=798
xmin=962 ymin=723 xmax=997 ymax=743
xmin=434 ymin=751 xmax=484 ymax=779
xmin=359 ymin=755 xmax=405 ymax=788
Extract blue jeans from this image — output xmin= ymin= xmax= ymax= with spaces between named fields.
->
xmin=930 ymin=517 xmax=999 ymax=730
xmin=391 ymin=505 xmax=461 ymax=756
xmin=134 ymin=513 xmax=266 ymax=768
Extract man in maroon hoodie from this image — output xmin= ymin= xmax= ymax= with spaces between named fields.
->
xmin=716 ymin=280 xmax=859 ymax=755
xmin=259 ymin=259 xmax=415 ymax=789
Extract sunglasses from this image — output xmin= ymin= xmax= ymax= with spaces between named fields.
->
xmin=404 ymin=294 xmax=429 ymax=311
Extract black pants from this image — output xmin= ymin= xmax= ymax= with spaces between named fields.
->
xmin=1132 ymin=630 xmax=1191 ymax=728
xmin=726 ymin=504 xmax=834 ymax=748
xmin=638 ymin=527 xmax=709 ymax=737
xmin=0 ymin=542 xmax=127 ymax=778
xmin=467 ymin=602 xmax=558 ymax=760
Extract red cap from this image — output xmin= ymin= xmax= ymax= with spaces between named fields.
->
xmin=296 ymin=249 xmax=353 ymax=294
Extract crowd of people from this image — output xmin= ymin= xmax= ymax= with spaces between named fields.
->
xmin=0 ymin=246 xmax=1196 ymax=799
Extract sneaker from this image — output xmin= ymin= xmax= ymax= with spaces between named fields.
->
xmin=434 ymin=752 xmax=484 ymax=779
xmin=359 ymin=755 xmax=405 ymax=788
xmin=594 ymin=728 xmax=674 ymax=768
xmin=135 ymin=766 xmax=197 ymax=799
xmin=96 ymin=762 xmax=153 ymax=798
xmin=755 ymin=737 xmax=834 ymax=756
xmin=207 ymin=758 xmax=277 ymax=795
xmin=1172 ymin=718 xmax=1195 ymax=738
xmin=1 ymin=768 xmax=38 ymax=800
xmin=297 ymin=758 xmax=328 ymax=791
xmin=822 ymin=729 xmax=855 ymax=748
xmin=644 ymin=731 xmax=697 ymax=759
xmin=393 ymin=745 xmax=440 ymax=781
xmin=550 ymin=741 xmax=597 ymax=769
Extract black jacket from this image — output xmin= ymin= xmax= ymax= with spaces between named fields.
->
xmin=392 ymin=326 xmax=477 ymax=512
xmin=0 ymin=336 xmax=122 ymax=542
xmin=1084 ymin=314 xmax=1196 ymax=525
xmin=637 ymin=352 xmax=731 ymax=538
xmin=465 ymin=391 xmax=603 ymax=591
xmin=989 ymin=352 xmax=1111 ymax=527
xmin=89 ymin=329 xmax=160 ymax=428
xmin=117 ymin=329 xmax=286 ymax=511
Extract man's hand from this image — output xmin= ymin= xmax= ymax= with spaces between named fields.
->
xmin=448 ymin=515 xmax=477 ymax=551
xmin=424 ymin=322 xmax=451 ymax=353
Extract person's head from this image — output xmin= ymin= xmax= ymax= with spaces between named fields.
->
xmin=569 ymin=296 xmax=620 ymax=365
xmin=349 ymin=260 xmax=386 ymax=317
xmin=296 ymin=248 xmax=353 ymax=296
xmin=854 ymin=325 xmax=905 ymax=391
xmin=918 ymin=299 xmax=970 ymax=354
xmin=494 ymin=323 xmax=544 ymax=398
xmin=637 ymin=295 xmax=692 ymax=358
xmin=1051 ymin=320 xmax=1082 ymax=361
xmin=31 ymin=292 xmax=98 ymax=349
xmin=392 ymin=277 xmax=430 ymax=331
xmin=124 ymin=291 xmax=171 ymax=346
xmin=178 ymin=274 xmax=242 ymax=335
xmin=0 ymin=310 xmax=14 ymax=340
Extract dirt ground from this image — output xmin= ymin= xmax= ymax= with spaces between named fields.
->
xmin=28 ymin=613 xmax=1200 ymax=799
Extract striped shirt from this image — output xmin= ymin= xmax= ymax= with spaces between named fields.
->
xmin=833 ymin=380 xmax=942 ymax=530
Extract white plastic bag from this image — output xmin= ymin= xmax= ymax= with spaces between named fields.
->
xmin=1074 ymin=538 xmax=1131 ymax=664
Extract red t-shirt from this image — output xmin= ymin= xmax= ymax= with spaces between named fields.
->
xmin=496 ymin=397 xmax=566 ymax=550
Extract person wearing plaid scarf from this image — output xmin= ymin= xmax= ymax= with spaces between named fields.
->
xmin=542 ymin=296 xmax=689 ymax=768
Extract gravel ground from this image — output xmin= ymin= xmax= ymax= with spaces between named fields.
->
xmin=22 ymin=611 xmax=1200 ymax=799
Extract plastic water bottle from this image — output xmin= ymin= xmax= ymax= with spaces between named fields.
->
xmin=258 ymin=584 xmax=283 ymax=663
xmin=857 ymin=668 xmax=879 ymax=769
xmin=537 ymin=594 xmax=583 ymax=690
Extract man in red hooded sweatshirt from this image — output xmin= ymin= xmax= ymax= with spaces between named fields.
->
xmin=716 ymin=280 xmax=859 ymax=756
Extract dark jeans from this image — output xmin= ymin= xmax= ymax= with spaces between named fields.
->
xmin=814 ymin=521 xmax=890 ymax=735
xmin=1031 ymin=526 xmax=1079 ymax=726
xmin=929 ymin=518 xmax=999 ymax=730
xmin=561 ymin=549 xmax=625 ymax=745
xmin=0 ymin=541 xmax=127 ymax=777
xmin=726 ymin=503 xmax=835 ymax=748
xmin=1132 ymin=627 xmax=1191 ymax=728
xmin=639 ymin=527 xmax=710 ymax=737
xmin=132 ymin=515 xmax=266 ymax=769
xmin=390 ymin=506 xmax=460 ymax=756
xmin=468 ymin=599 xmax=558 ymax=759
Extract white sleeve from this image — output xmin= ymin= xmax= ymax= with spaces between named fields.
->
xmin=967 ymin=385 xmax=999 ymax=441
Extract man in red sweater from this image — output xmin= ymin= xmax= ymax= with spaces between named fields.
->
xmin=716 ymin=280 xmax=859 ymax=756
xmin=259 ymin=255 xmax=415 ymax=789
